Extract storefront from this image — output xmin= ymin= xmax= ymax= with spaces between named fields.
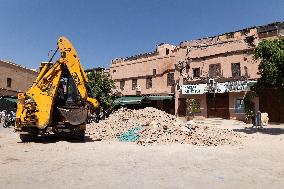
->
xmin=178 ymin=80 xmax=257 ymax=120
xmin=114 ymin=95 xmax=175 ymax=114
xmin=258 ymin=88 xmax=284 ymax=123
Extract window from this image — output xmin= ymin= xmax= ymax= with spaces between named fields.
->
xmin=6 ymin=78 xmax=11 ymax=88
xmin=186 ymin=64 xmax=190 ymax=73
xmin=193 ymin=68 xmax=200 ymax=78
xmin=209 ymin=63 xmax=221 ymax=78
xmin=167 ymin=73 xmax=175 ymax=86
xmin=132 ymin=79 xmax=137 ymax=90
xmin=245 ymin=36 xmax=255 ymax=47
xmin=113 ymin=69 xmax=116 ymax=73
xmin=146 ymin=77 xmax=152 ymax=89
xmin=235 ymin=98 xmax=245 ymax=113
xmin=166 ymin=48 xmax=170 ymax=55
xmin=231 ymin=63 xmax=241 ymax=78
xmin=153 ymin=69 xmax=156 ymax=75
xmin=244 ymin=66 xmax=249 ymax=77
xmin=120 ymin=80 xmax=125 ymax=90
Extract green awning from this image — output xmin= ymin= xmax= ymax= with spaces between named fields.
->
xmin=114 ymin=95 xmax=173 ymax=106
xmin=146 ymin=95 xmax=173 ymax=101
xmin=3 ymin=97 xmax=17 ymax=103
xmin=0 ymin=97 xmax=17 ymax=110
xmin=114 ymin=96 xmax=145 ymax=105
xmin=0 ymin=97 xmax=17 ymax=104
xmin=247 ymin=81 xmax=257 ymax=87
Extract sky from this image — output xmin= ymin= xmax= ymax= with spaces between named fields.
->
xmin=0 ymin=0 xmax=283 ymax=70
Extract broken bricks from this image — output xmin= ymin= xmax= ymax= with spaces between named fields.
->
xmin=86 ymin=107 xmax=242 ymax=146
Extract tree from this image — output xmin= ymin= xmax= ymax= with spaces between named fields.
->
xmin=186 ymin=98 xmax=200 ymax=120
xmin=87 ymin=70 xmax=116 ymax=119
xmin=254 ymin=37 xmax=284 ymax=98
xmin=243 ymin=92 xmax=256 ymax=123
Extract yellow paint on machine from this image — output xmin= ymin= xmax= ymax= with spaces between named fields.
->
xmin=15 ymin=36 xmax=99 ymax=131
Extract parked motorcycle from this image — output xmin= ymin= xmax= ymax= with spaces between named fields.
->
xmin=0 ymin=110 xmax=7 ymax=124
xmin=3 ymin=111 xmax=15 ymax=128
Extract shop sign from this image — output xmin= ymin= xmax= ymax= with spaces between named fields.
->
xmin=219 ymin=81 xmax=250 ymax=93
xmin=181 ymin=84 xmax=207 ymax=94
xmin=182 ymin=81 xmax=254 ymax=94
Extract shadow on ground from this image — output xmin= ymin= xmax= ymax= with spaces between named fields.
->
xmin=17 ymin=134 xmax=95 ymax=144
xmin=233 ymin=127 xmax=284 ymax=135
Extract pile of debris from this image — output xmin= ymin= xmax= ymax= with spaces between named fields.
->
xmin=86 ymin=107 xmax=243 ymax=146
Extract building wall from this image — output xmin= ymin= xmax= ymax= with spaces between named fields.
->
xmin=109 ymin=22 xmax=284 ymax=121
xmin=174 ymin=28 xmax=259 ymax=119
xmin=177 ymin=93 xmax=207 ymax=118
xmin=229 ymin=92 xmax=246 ymax=120
xmin=175 ymin=22 xmax=284 ymax=121
xmin=0 ymin=60 xmax=37 ymax=96
xmin=184 ymin=52 xmax=259 ymax=80
xmin=110 ymin=44 xmax=177 ymax=96
xmin=176 ymin=28 xmax=259 ymax=83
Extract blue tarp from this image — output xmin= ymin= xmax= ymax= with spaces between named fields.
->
xmin=118 ymin=126 xmax=142 ymax=142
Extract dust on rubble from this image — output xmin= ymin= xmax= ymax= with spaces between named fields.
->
xmin=86 ymin=107 xmax=243 ymax=146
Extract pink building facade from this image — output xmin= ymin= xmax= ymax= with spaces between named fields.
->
xmin=109 ymin=22 xmax=284 ymax=122
xmin=174 ymin=27 xmax=260 ymax=120
xmin=0 ymin=60 xmax=37 ymax=96
xmin=110 ymin=44 xmax=176 ymax=114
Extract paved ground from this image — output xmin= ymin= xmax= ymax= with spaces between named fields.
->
xmin=0 ymin=120 xmax=284 ymax=189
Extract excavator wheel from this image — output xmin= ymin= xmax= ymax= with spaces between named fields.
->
xmin=70 ymin=123 xmax=86 ymax=141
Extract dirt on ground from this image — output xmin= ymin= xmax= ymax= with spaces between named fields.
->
xmin=1 ymin=112 xmax=284 ymax=188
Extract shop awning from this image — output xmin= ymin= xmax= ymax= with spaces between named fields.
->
xmin=114 ymin=96 xmax=145 ymax=105
xmin=0 ymin=97 xmax=17 ymax=111
xmin=145 ymin=95 xmax=173 ymax=101
xmin=114 ymin=95 xmax=173 ymax=106
xmin=3 ymin=97 xmax=17 ymax=103
xmin=0 ymin=97 xmax=17 ymax=104
xmin=247 ymin=81 xmax=257 ymax=87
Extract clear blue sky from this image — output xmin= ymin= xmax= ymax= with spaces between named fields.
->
xmin=0 ymin=0 xmax=283 ymax=69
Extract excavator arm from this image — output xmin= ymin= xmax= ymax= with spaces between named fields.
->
xmin=57 ymin=37 xmax=99 ymax=108
xmin=16 ymin=61 xmax=63 ymax=129
xmin=15 ymin=37 xmax=99 ymax=132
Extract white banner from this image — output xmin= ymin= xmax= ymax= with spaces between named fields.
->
xmin=182 ymin=81 xmax=254 ymax=94
xmin=182 ymin=84 xmax=207 ymax=94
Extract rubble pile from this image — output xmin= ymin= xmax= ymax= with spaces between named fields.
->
xmin=87 ymin=107 xmax=242 ymax=146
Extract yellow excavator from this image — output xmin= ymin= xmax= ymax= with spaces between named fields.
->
xmin=15 ymin=37 xmax=99 ymax=141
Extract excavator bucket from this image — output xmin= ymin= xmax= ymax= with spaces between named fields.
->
xmin=58 ymin=107 xmax=88 ymax=125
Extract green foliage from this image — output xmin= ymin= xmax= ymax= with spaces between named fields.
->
xmin=87 ymin=70 xmax=116 ymax=109
xmin=254 ymin=37 xmax=284 ymax=98
xmin=186 ymin=98 xmax=201 ymax=116
xmin=243 ymin=92 xmax=255 ymax=122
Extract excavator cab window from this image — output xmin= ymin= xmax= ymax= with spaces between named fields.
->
xmin=66 ymin=75 xmax=80 ymax=105
xmin=57 ymin=79 xmax=66 ymax=105
xmin=56 ymin=70 xmax=80 ymax=107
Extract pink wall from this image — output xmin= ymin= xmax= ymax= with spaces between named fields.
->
xmin=173 ymin=28 xmax=263 ymax=120
xmin=109 ymin=23 xmax=282 ymax=121
xmin=176 ymin=29 xmax=261 ymax=83
xmin=175 ymin=93 xmax=207 ymax=118
xmin=0 ymin=61 xmax=37 ymax=95
xmin=229 ymin=92 xmax=246 ymax=120
xmin=110 ymin=44 xmax=177 ymax=95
